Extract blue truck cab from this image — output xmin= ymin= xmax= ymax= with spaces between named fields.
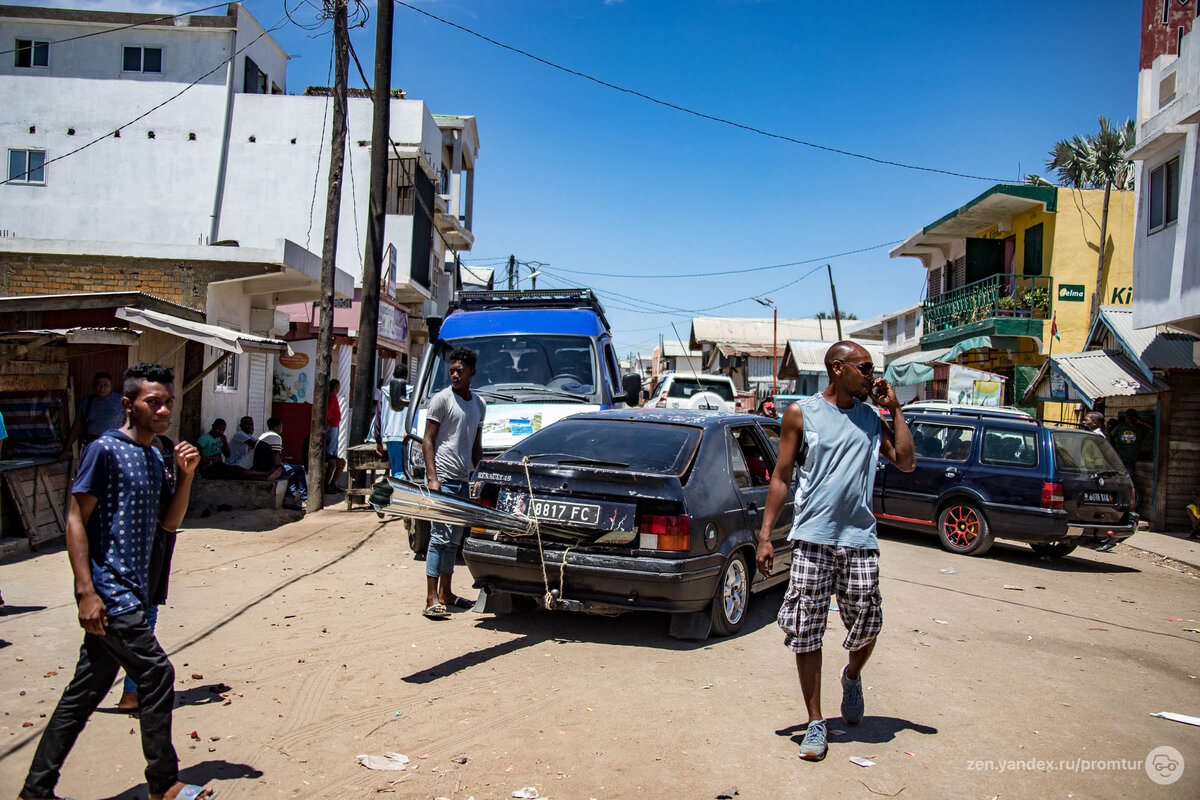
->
xmin=393 ymin=287 xmax=641 ymax=476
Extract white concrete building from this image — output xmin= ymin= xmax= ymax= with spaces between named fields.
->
xmin=1129 ymin=15 xmax=1200 ymax=335
xmin=847 ymin=303 xmax=923 ymax=402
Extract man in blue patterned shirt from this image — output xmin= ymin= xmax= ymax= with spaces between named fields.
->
xmin=19 ymin=363 xmax=215 ymax=800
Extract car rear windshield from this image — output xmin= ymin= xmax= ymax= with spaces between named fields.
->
xmin=1052 ymin=429 xmax=1126 ymax=474
xmin=667 ymin=378 xmax=735 ymax=402
xmin=499 ymin=419 xmax=702 ymax=474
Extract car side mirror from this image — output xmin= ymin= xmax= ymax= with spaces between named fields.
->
xmin=621 ymin=373 xmax=643 ymax=407
xmin=388 ymin=378 xmax=409 ymax=411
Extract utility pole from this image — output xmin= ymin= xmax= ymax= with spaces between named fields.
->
xmin=350 ymin=0 xmax=393 ymax=447
xmin=507 ymin=254 xmax=515 ymax=290
xmin=826 ymin=264 xmax=843 ymax=340
xmin=308 ymin=0 xmax=349 ymax=512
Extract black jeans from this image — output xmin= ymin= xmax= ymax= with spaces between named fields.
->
xmin=22 ymin=610 xmax=178 ymax=798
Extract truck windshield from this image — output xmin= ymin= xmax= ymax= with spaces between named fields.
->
xmin=424 ymin=335 xmax=600 ymax=403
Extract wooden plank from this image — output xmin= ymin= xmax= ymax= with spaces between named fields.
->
xmin=2 ymin=471 xmax=38 ymax=543
xmin=0 ymin=374 xmax=67 ymax=391
xmin=36 ymin=466 xmax=66 ymax=532
xmin=0 ymin=359 xmax=68 ymax=377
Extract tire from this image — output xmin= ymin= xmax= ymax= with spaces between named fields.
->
xmin=408 ymin=519 xmax=430 ymax=557
xmin=1029 ymin=542 xmax=1077 ymax=558
xmin=936 ymin=502 xmax=994 ymax=555
xmin=710 ymin=553 xmax=750 ymax=636
xmin=687 ymin=391 xmax=730 ymax=413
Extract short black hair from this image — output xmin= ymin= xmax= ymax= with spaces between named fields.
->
xmin=93 ymin=371 xmax=112 ymax=383
xmin=212 ymin=418 xmax=227 ymax=430
xmin=267 ymin=416 xmax=282 ymax=430
xmin=240 ymin=416 xmax=253 ymax=425
xmin=1124 ymin=408 xmax=1138 ymax=417
xmin=448 ymin=346 xmax=477 ymax=369
xmin=123 ymin=362 xmax=174 ymax=400
xmin=330 ymin=379 xmax=340 ymax=389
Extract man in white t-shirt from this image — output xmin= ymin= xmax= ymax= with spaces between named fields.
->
xmin=228 ymin=416 xmax=258 ymax=467
xmin=252 ymin=417 xmax=307 ymax=510
xmin=421 ymin=347 xmax=485 ymax=619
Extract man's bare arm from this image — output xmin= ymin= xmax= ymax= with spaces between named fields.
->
xmin=160 ymin=441 xmax=199 ymax=532
xmin=872 ymin=378 xmax=915 ymax=472
xmin=422 ymin=419 xmax=441 ymax=492
xmin=471 ymin=426 xmax=483 ymax=470
xmin=66 ymin=493 xmax=106 ymax=635
xmin=756 ymin=403 xmax=804 ymax=578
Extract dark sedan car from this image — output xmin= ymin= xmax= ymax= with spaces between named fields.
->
xmin=464 ymin=409 xmax=795 ymax=639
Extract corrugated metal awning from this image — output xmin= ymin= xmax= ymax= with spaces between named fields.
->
xmin=883 ymin=336 xmax=991 ymax=385
xmin=116 ymin=307 xmax=291 ymax=355
xmin=1022 ymin=350 xmax=1170 ymax=406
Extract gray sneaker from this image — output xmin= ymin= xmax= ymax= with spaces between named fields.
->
xmin=798 ymin=719 xmax=828 ymax=761
xmin=841 ymin=666 xmax=864 ymax=725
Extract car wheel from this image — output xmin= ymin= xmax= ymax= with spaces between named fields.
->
xmin=937 ymin=502 xmax=994 ymax=555
xmin=408 ymin=519 xmax=430 ymax=557
xmin=1029 ymin=542 xmax=1077 ymax=558
xmin=710 ymin=553 xmax=750 ymax=636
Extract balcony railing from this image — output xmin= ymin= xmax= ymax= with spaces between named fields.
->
xmin=923 ymin=274 xmax=1054 ymax=333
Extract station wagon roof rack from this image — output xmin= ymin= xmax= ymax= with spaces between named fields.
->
xmin=913 ymin=407 xmax=1045 ymax=426
xmin=451 ymin=289 xmax=610 ymax=329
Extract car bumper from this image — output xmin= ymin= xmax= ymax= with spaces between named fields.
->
xmin=983 ymin=503 xmax=1138 ymax=544
xmin=462 ymin=535 xmax=724 ymax=614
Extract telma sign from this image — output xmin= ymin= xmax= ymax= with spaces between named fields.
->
xmin=1058 ymin=284 xmax=1086 ymax=302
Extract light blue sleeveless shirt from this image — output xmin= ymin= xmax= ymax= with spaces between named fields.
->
xmin=787 ymin=394 xmax=882 ymax=550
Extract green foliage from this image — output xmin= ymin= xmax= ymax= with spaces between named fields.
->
xmin=1043 ymin=115 xmax=1136 ymax=191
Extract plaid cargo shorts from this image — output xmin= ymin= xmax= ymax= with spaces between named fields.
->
xmin=776 ymin=540 xmax=883 ymax=654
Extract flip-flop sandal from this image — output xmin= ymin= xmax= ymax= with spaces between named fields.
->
xmin=449 ymin=596 xmax=475 ymax=610
xmin=423 ymin=604 xmax=450 ymax=619
xmin=178 ymin=787 xmax=217 ymax=799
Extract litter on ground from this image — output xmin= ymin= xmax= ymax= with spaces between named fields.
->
xmin=1151 ymin=712 xmax=1200 ymax=727
xmin=357 ymin=752 xmax=410 ymax=771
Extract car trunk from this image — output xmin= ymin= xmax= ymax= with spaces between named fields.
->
xmin=1051 ymin=430 xmax=1135 ymax=526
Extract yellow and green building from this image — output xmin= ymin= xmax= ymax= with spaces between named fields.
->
xmin=887 ymin=183 xmax=1135 ymax=418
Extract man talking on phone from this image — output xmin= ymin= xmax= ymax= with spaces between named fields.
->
xmin=755 ymin=341 xmax=914 ymax=762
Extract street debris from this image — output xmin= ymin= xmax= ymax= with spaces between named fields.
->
xmin=716 ymin=788 xmax=739 ymax=798
xmin=933 ymin=619 xmax=948 ymax=625
xmin=1002 ymin=584 xmax=1024 ymax=591
xmin=512 ymin=788 xmax=540 ymax=799
xmin=938 ymin=568 xmax=956 ymax=574
xmin=1151 ymin=712 xmax=1200 ymax=727
xmin=452 ymin=756 xmax=469 ymax=764
xmin=849 ymin=756 xmax=877 ymax=767
xmin=358 ymin=752 xmax=411 ymax=771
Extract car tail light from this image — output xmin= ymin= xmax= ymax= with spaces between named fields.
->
xmin=1127 ymin=485 xmax=1136 ymax=512
xmin=1041 ymin=482 xmax=1064 ymax=510
xmin=476 ymin=497 xmax=495 ymax=508
xmin=639 ymin=514 xmax=690 ymax=551
xmin=655 ymin=394 xmax=667 ymax=408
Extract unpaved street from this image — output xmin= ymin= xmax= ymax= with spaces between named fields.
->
xmin=2 ymin=509 xmax=1198 ymax=799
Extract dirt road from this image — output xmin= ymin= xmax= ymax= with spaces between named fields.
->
xmin=2 ymin=508 xmax=1198 ymax=799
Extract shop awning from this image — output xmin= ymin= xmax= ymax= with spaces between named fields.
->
xmin=116 ymin=307 xmax=291 ymax=355
xmin=1021 ymin=350 xmax=1170 ymax=406
xmin=883 ymin=336 xmax=992 ymax=385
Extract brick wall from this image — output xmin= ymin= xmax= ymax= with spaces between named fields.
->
xmin=0 ymin=254 xmax=207 ymax=310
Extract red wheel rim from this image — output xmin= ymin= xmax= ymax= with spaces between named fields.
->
xmin=943 ymin=505 xmax=979 ymax=549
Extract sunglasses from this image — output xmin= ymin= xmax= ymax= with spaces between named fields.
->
xmin=835 ymin=359 xmax=874 ymax=376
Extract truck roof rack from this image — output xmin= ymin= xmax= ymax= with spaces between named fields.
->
xmin=451 ymin=288 xmax=610 ymax=329
xmin=914 ymin=407 xmax=1045 ymax=426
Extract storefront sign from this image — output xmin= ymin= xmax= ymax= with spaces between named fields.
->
xmin=379 ymin=303 xmax=408 ymax=348
xmin=1049 ymin=368 xmax=1067 ymax=400
xmin=1058 ymin=284 xmax=1086 ymax=302
xmin=273 ymin=339 xmax=316 ymax=402
xmin=382 ymin=243 xmax=397 ymax=299
xmin=947 ymin=364 xmax=1004 ymax=406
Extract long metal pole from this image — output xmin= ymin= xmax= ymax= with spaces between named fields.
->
xmin=308 ymin=0 xmax=349 ymax=512
xmin=350 ymin=0 xmax=393 ymax=446
xmin=827 ymin=264 xmax=843 ymax=340
xmin=772 ymin=305 xmax=777 ymax=395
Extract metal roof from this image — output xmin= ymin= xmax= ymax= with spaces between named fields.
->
xmin=778 ymin=339 xmax=885 ymax=379
xmin=660 ymin=340 xmax=701 ymax=357
xmin=1025 ymin=349 xmax=1170 ymax=406
xmin=1090 ymin=306 xmax=1200 ymax=375
xmin=689 ymin=317 xmax=870 ymax=351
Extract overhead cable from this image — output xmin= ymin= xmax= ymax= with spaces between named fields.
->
xmin=394 ymin=1 xmax=1012 ymax=183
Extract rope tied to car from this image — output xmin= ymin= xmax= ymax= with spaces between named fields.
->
xmin=520 ymin=455 xmax=570 ymax=610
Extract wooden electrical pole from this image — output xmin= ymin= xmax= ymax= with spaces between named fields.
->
xmin=308 ymin=0 xmax=349 ymax=512
xmin=507 ymin=254 xmax=515 ymax=290
xmin=350 ymin=0 xmax=393 ymax=446
xmin=827 ymin=263 xmax=843 ymax=340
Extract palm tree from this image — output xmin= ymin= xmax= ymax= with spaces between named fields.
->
xmin=1036 ymin=116 xmax=1136 ymax=327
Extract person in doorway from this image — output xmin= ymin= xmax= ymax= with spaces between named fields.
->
xmin=227 ymin=416 xmax=258 ymax=467
xmin=18 ymin=362 xmax=216 ymax=800
xmin=421 ymin=347 xmax=485 ymax=619
xmin=196 ymin=418 xmax=245 ymax=480
xmin=325 ymin=380 xmax=346 ymax=492
xmin=373 ymin=377 xmax=409 ymax=477
xmin=1082 ymin=411 xmax=1106 ymax=435
xmin=755 ymin=342 xmax=914 ymax=762
xmin=59 ymin=371 xmax=126 ymax=461
xmin=1110 ymin=408 xmax=1151 ymax=475
xmin=253 ymin=416 xmax=307 ymax=510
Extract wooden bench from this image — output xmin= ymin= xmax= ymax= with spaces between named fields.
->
xmin=345 ymin=443 xmax=390 ymax=511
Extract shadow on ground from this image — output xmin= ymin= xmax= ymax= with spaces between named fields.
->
xmin=183 ymin=507 xmax=304 ymax=532
xmin=777 ymin=716 xmax=938 ymax=746
xmin=879 ymin=525 xmax=1140 ymax=574
xmin=95 ymin=760 xmax=263 ymax=800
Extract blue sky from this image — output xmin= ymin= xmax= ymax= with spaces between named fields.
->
xmin=27 ymin=1 xmax=1144 ymax=358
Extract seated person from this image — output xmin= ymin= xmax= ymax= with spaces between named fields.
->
xmin=228 ymin=416 xmax=258 ymax=467
xmin=197 ymin=418 xmax=246 ymax=479
xmin=255 ymin=417 xmax=308 ymax=510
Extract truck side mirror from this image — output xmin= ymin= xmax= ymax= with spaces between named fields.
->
xmin=388 ymin=378 xmax=409 ymax=410
xmin=621 ymin=373 xmax=642 ymax=407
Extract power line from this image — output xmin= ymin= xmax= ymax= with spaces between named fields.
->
xmin=1 ymin=15 xmax=288 ymax=186
xmin=394 ymin=1 xmax=1012 ymax=183
xmin=546 ymin=240 xmax=901 ymax=280
xmin=0 ymin=2 xmax=232 ymax=57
